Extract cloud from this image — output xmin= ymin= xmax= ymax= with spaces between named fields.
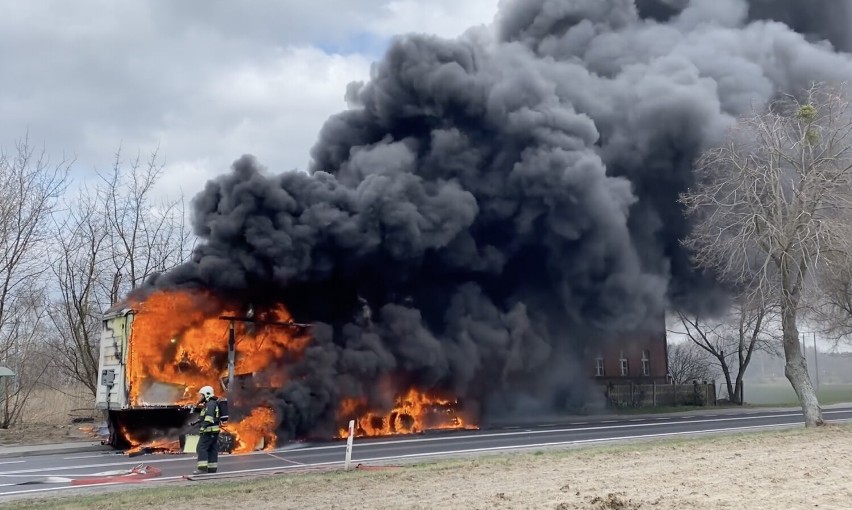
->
xmin=368 ymin=0 xmax=499 ymax=38
xmin=152 ymin=47 xmax=374 ymax=195
xmin=0 ymin=0 xmax=498 ymax=198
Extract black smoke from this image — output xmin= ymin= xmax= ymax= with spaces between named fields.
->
xmin=153 ymin=0 xmax=852 ymax=438
xmin=637 ymin=0 xmax=852 ymax=52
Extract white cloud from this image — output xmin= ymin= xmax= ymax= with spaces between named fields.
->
xmin=155 ymin=47 xmax=372 ymax=196
xmin=369 ymin=0 xmax=499 ymax=38
xmin=0 ymin=0 xmax=499 ymax=202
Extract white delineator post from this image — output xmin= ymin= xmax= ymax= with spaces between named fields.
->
xmin=344 ymin=419 xmax=355 ymax=471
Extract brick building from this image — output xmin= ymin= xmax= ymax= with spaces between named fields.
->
xmin=585 ymin=324 xmax=670 ymax=385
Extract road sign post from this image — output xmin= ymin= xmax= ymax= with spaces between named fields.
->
xmin=344 ymin=420 xmax=355 ymax=471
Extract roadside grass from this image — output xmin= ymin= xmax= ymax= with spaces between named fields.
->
xmin=611 ymin=382 xmax=852 ymax=412
xmin=744 ymin=382 xmax=852 ymax=406
xmin=0 ymin=387 xmax=96 ymax=445
xmin=611 ymin=405 xmax=710 ymax=414
xmin=21 ymin=386 xmax=95 ymax=425
xmin=7 ymin=424 xmax=848 ymax=510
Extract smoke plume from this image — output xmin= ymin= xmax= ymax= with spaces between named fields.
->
xmin=154 ymin=0 xmax=852 ymax=438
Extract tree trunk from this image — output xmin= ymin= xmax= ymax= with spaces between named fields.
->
xmin=719 ymin=359 xmax=735 ymax=404
xmin=781 ymin=304 xmax=824 ymax=427
xmin=733 ymin=374 xmax=744 ymax=405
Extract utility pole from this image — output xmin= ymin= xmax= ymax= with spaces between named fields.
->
xmin=813 ymin=332 xmax=820 ymax=393
xmin=227 ymin=320 xmax=235 ymax=393
xmin=218 ymin=315 xmax=311 ymax=395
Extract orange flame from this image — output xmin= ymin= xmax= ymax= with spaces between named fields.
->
xmin=127 ymin=289 xmax=309 ymax=406
xmin=119 ymin=289 xmax=309 ymax=452
xmin=225 ymin=407 xmax=278 ymax=453
xmin=118 ymin=411 xmax=277 ymax=455
xmin=119 ymin=424 xmax=180 ymax=455
xmin=124 ymin=439 xmax=180 ymax=455
xmin=122 ymin=289 xmax=478 ymax=446
xmin=337 ymin=388 xmax=477 ymax=438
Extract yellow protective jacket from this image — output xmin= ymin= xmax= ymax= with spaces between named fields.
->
xmin=199 ymin=397 xmax=221 ymax=434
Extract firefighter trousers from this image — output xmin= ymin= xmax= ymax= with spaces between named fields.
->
xmin=197 ymin=432 xmax=219 ymax=473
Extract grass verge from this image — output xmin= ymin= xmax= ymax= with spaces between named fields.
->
xmin=7 ymin=424 xmax=850 ymax=510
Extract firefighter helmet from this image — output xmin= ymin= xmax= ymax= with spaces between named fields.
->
xmin=199 ymin=385 xmax=215 ymax=399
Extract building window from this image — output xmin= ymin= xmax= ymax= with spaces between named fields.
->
xmin=620 ymin=351 xmax=629 ymax=376
xmin=642 ymin=350 xmax=650 ymax=376
xmin=595 ymin=357 xmax=605 ymax=377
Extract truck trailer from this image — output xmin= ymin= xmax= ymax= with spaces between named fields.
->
xmin=95 ymin=298 xmax=307 ymax=452
xmin=95 ymin=304 xmax=234 ymax=451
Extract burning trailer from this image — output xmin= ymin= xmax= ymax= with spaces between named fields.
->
xmin=95 ymin=289 xmax=478 ymax=454
xmin=95 ymin=290 xmax=308 ymax=454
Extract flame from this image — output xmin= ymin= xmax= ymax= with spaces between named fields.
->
xmin=78 ymin=425 xmax=101 ymax=439
xmin=225 ymin=407 xmax=278 ymax=453
xmin=125 ymin=439 xmax=180 ymax=455
xmin=337 ymin=388 xmax=477 ymax=438
xmin=119 ymin=424 xmax=180 ymax=455
xmin=127 ymin=289 xmax=309 ymax=406
xmin=120 ymin=289 xmax=478 ymax=447
xmin=117 ymin=410 xmax=277 ymax=456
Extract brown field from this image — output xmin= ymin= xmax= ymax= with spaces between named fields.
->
xmin=8 ymin=425 xmax=852 ymax=510
xmin=0 ymin=387 xmax=97 ymax=445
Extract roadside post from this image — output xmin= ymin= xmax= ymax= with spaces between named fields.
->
xmin=344 ymin=420 xmax=355 ymax=471
xmin=652 ymin=382 xmax=657 ymax=407
xmin=0 ymin=367 xmax=14 ymax=419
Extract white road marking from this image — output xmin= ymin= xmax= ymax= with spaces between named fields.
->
xmin=0 ymin=444 xmax=308 ymax=476
xmin=0 ymin=461 xmax=24 ymax=466
xmin=3 ymin=417 xmax=850 ymax=498
xmin=265 ymin=452 xmax=304 ymax=465
xmin=1 ymin=409 xmax=849 ymax=478
xmin=0 ymin=457 xmax=191 ymax=476
xmin=268 ymin=409 xmax=852 ymax=453
xmin=63 ymin=454 xmax=115 ymax=460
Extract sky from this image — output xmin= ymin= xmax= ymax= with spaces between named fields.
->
xmin=0 ymin=0 xmax=499 ymax=199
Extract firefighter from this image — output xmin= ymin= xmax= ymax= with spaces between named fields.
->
xmin=192 ymin=385 xmax=221 ymax=474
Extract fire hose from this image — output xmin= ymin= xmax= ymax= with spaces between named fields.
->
xmin=9 ymin=465 xmax=162 ymax=486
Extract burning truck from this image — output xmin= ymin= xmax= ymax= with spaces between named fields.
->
xmin=95 ymin=289 xmax=477 ymax=454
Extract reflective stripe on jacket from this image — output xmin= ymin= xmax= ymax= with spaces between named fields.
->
xmin=199 ymin=397 xmax=221 ymax=434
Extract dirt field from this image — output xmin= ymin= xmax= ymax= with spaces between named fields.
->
xmin=10 ymin=425 xmax=852 ymax=510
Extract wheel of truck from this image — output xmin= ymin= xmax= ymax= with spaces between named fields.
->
xmin=217 ymin=431 xmax=235 ymax=453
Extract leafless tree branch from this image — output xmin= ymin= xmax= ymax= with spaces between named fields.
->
xmin=47 ymin=146 xmax=193 ymax=396
xmin=679 ymin=82 xmax=852 ymax=426
xmin=0 ymin=134 xmax=69 ymax=427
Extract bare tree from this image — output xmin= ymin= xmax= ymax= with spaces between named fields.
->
xmin=47 ymin=187 xmax=109 ymax=396
xmin=0 ymin=135 xmax=70 ymax=427
xmin=667 ymin=341 xmax=716 ymax=385
xmin=0 ymin=287 xmax=53 ymax=428
xmin=673 ymin=295 xmax=777 ymax=404
xmin=680 ymin=83 xmax=852 ymax=426
xmin=810 ymin=257 xmax=852 ymax=344
xmin=100 ymin=146 xmax=193 ymax=299
xmin=47 ymin=147 xmax=193 ymax=395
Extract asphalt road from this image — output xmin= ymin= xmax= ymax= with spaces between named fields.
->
xmin=1 ymin=406 xmax=850 ymax=501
